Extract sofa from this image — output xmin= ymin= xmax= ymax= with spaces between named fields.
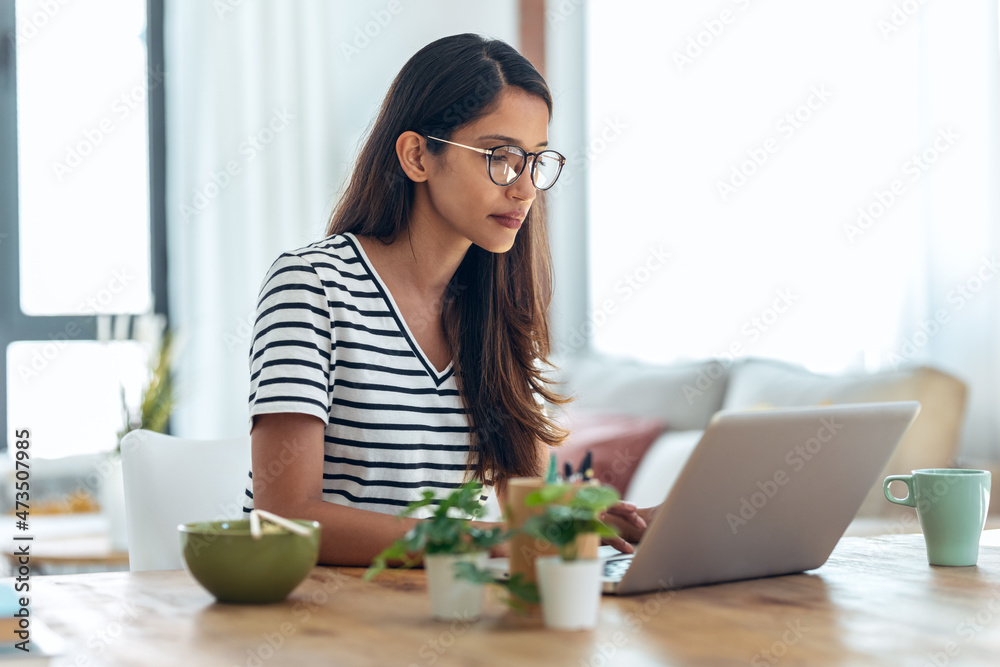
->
xmin=484 ymin=354 xmax=970 ymax=535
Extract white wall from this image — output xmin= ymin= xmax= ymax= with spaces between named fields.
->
xmin=544 ymin=0 xmax=591 ymax=356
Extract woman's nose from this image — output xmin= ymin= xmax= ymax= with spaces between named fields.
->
xmin=508 ymin=166 xmax=537 ymax=202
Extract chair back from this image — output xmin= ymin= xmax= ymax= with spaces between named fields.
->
xmin=120 ymin=430 xmax=251 ymax=571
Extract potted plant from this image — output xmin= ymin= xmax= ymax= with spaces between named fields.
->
xmin=116 ymin=327 xmax=177 ymax=448
xmin=364 ymin=481 xmax=507 ymax=620
xmin=449 ymin=552 xmax=541 ymax=616
xmin=101 ymin=320 xmax=176 ymax=551
xmin=521 ymin=482 xmax=621 ymax=630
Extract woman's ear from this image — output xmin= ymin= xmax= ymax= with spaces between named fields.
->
xmin=396 ymin=131 xmax=430 ymax=183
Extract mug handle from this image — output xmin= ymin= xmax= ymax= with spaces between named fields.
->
xmin=884 ymin=475 xmax=916 ymax=507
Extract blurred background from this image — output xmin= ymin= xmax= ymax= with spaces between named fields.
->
xmin=1 ymin=1 xmax=998 ymax=496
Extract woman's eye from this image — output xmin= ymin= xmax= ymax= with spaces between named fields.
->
xmin=491 ymin=154 xmax=509 ymax=163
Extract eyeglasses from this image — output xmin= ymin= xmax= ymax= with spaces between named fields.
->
xmin=425 ymin=136 xmax=566 ymax=191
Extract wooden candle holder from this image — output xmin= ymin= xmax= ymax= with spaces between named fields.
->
xmin=505 ymin=477 xmax=600 ymax=614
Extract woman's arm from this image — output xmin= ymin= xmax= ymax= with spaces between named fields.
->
xmin=251 ymin=412 xmax=501 ymax=566
xmin=251 ymin=412 xmax=416 ymax=566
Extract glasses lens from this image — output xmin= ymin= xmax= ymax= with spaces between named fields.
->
xmin=489 ymin=146 xmax=526 ymax=185
xmin=531 ymin=151 xmax=564 ymax=190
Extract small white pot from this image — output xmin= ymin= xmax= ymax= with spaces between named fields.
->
xmin=424 ymin=552 xmax=488 ymax=621
xmin=535 ymin=555 xmax=603 ymax=630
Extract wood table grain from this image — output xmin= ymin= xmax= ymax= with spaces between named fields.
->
xmin=29 ymin=531 xmax=1000 ymax=667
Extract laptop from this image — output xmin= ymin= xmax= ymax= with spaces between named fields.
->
xmin=598 ymin=401 xmax=920 ymax=595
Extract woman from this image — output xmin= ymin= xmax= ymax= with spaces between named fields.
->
xmin=244 ymin=33 xmax=652 ymax=565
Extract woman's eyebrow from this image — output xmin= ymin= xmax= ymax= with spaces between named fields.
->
xmin=477 ymin=133 xmax=548 ymax=148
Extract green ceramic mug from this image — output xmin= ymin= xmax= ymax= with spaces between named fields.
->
xmin=884 ymin=468 xmax=991 ymax=567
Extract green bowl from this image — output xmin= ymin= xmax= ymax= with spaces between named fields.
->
xmin=178 ymin=519 xmax=321 ymax=603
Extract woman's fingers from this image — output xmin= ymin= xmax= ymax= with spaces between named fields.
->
xmin=602 ymin=535 xmax=635 ymax=554
xmin=599 ymin=512 xmax=642 ymax=544
xmin=603 ymin=504 xmax=647 ymax=529
xmin=605 ymin=501 xmax=637 ymax=513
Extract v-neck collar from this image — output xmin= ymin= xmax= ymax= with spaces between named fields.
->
xmin=343 ymin=232 xmax=455 ymax=386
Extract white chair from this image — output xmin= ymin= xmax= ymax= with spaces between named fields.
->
xmin=120 ymin=429 xmax=252 ymax=571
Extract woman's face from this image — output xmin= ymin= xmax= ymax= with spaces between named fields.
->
xmin=422 ymin=87 xmax=550 ymax=254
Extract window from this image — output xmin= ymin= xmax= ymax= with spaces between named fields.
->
xmin=584 ymin=1 xmax=994 ymax=377
xmin=1 ymin=0 xmax=167 ymax=457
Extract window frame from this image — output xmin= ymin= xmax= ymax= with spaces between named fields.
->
xmin=0 ymin=0 xmax=169 ymax=452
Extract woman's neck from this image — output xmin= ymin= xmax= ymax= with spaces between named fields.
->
xmin=360 ymin=198 xmax=471 ymax=302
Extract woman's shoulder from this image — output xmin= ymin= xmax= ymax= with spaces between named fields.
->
xmin=264 ymin=233 xmax=363 ymax=276
xmin=279 ymin=232 xmax=358 ymax=262
xmin=255 ymin=232 xmax=372 ymax=313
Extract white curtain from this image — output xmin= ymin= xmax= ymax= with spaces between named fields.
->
xmin=581 ymin=1 xmax=1000 ymax=461
xmin=909 ymin=1 xmax=1000 ymax=465
xmin=164 ymin=1 xmax=517 ymax=439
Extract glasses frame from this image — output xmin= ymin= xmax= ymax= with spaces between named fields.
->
xmin=425 ymin=136 xmax=566 ymax=191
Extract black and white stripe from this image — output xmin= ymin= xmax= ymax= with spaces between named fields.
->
xmin=242 ymin=233 xmax=488 ymax=519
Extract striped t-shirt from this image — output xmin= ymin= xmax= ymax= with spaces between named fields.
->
xmin=242 ymin=232 xmax=489 ymax=519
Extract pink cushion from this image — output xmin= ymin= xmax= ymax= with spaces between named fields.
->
xmin=552 ymin=411 xmax=668 ymax=496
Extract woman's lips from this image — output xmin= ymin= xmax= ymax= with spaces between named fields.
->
xmin=490 ymin=215 xmax=522 ymax=230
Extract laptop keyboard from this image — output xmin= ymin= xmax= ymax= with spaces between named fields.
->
xmin=603 ymin=555 xmax=634 ymax=580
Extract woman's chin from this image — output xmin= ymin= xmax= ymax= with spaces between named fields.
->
xmin=475 ymin=229 xmax=520 ymax=254
xmin=477 ymin=239 xmax=517 ymax=254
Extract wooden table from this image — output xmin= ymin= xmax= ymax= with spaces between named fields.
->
xmin=28 ymin=531 xmax=1000 ymax=666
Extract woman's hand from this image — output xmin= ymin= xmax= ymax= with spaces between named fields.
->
xmin=599 ymin=502 xmax=659 ymax=553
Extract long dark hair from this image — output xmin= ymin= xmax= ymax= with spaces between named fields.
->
xmin=325 ymin=33 xmax=567 ymax=489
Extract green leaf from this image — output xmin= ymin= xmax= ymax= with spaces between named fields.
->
xmin=517 ymin=482 xmax=623 ymax=561
xmin=593 ymin=521 xmax=619 ymax=539
xmin=452 ymin=561 xmax=496 ymax=585
xmin=398 ymin=490 xmax=440 ymax=518
xmin=364 ymin=540 xmax=416 ymax=581
xmin=573 ymin=485 xmax=620 ymax=511
xmin=139 ymin=330 xmax=177 ymax=434
xmin=506 ymin=574 xmax=539 ymax=604
xmin=524 ymin=484 xmax=571 ymax=507
xmin=451 ymin=564 xmax=539 ymax=614
xmin=365 ymin=480 xmax=497 ymax=577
